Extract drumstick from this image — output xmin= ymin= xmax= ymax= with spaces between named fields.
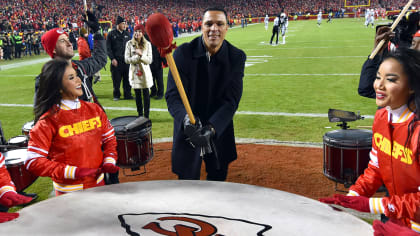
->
xmin=145 ymin=13 xmax=196 ymax=125
xmin=83 ymin=0 xmax=88 ymax=21
xmin=369 ymin=0 xmax=414 ymax=59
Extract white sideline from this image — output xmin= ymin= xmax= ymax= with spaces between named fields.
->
xmin=0 ymin=103 xmax=375 ymax=119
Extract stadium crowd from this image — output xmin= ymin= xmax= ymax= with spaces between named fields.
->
xmin=0 ymin=0 xmax=418 ymax=60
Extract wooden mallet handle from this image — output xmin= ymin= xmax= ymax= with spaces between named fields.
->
xmin=369 ymin=0 xmax=414 ymax=59
xmin=166 ymin=54 xmax=196 ymax=124
xmin=146 ymin=13 xmax=196 ymax=124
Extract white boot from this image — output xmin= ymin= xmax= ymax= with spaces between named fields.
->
xmin=281 ymin=36 xmax=285 ymax=44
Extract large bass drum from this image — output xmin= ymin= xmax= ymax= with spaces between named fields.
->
xmin=323 ymin=129 xmax=372 ymax=187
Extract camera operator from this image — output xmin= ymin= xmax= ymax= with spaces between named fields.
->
xmin=358 ymin=11 xmax=420 ymax=98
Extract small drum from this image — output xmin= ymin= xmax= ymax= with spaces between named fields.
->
xmin=323 ymin=129 xmax=372 ymax=187
xmin=110 ymin=116 xmax=153 ymax=169
xmin=22 ymin=120 xmax=34 ymax=137
xmin=4 ymin=148 xmax=38 ymax=192
xmin=7 ymin=135 xmax=29 ymax=149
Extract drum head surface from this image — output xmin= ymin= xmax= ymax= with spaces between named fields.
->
xmin=4 ymin=148 xmax=26 ymax=165
xmin=22 ymin=121 xmax=34 ymax=132
xmin=324 ymin=129 xmax=372 ymax=147
xmin=7 ymin=136 xmax=27 ymax=144
xmin=110 ymin=116 xmax=138 ymax=132
xmin=0 ymin=181 xmax=372 ymax=235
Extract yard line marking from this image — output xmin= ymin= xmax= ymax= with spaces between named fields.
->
xmin=153 ymin=137 xmax=323 ymax=147
xmin=247 ymin=45 xmax=370 ymax=50
xmin=0 ymin=103 xmax=374 ymax=119
xmin=0 ymin=53 xmax=79 ymax=71
xmin=1 ymin=73 xmax=360 ymax=77
xmin=245 ymin=73 xmax=359 ymax=76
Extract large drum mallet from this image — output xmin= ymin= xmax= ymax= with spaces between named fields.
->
xmin=369 ymin=0 xmax=414 ymax=59
xmin=145 ymin=13 xmax=196 ymax=125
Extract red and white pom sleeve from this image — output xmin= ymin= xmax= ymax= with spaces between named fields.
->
xmin=0 ymin=153 xmax=16 ymax=197
xmin=348 ymin=124 xmax=384 ymax=197
xmin=100 ymin=110 xmax=117 ymax=166
xmin=25 ymin=119 xmax=76 ymax=180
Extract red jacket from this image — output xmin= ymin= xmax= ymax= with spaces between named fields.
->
xmin=77 ymin=37 xmax=91 ymax=61
xmin=0 ymin=153 xmax=16 ymax=196
xmin=25 ymin=100 xmax=117 ymax=194
xmin=350 ymin=106 xmax=420 ymax=229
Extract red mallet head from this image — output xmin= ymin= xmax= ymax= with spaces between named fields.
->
xmin=146 ymin=13 xmax=175 ymax=56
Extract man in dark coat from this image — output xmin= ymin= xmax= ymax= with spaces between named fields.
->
xmin=106 ymin=16 xmax=132 ymax=101
xmin=165 ymin=6 xmax=246 ymax=181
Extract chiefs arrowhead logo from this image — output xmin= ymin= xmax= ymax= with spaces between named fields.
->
xmin=118 ymin=213 xmax=272 ymax=235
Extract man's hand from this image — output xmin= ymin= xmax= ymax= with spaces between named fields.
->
xmin=0 ymin=191 xmax=33 ymax=208
xmin=111 ymin=59 xmax=118 ymax=67
xmin=183 ymin=114 xmax=202 ymax=139
xmin=189 ymin=125 xmax=216 ymax=147
xmin=319 ymin=194 xmax=370 ymax=212
xmin=83 ymin=10 xmax=100 ymax=33
xmin=0 ymin=212 xmax=19 ymax=223
xmin=373 ymin=26 xmax=395 ymax=55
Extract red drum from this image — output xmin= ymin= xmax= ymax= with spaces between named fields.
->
xmin=4 ymin=148 xmax=38 ymax=192
xmin=110 ymin=116 xmax=153 ymax=169
xmin=7 ymin=135 xmax=28 ymax=149
xmin=323 ymin=129 xmax=372 ymax=187
xmin=22 ymin=121 xmax=34 ymax=137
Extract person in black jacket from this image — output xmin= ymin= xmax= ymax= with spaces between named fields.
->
xmin=146 ymin=33 xmax=166 ymax=99
xmin=166 ymin=6 xmax=246 ymax=181
xmin=358 ymin=15 xmax=420 ymax=99
xmin=106 ymin=16 xmax=133 ymax=101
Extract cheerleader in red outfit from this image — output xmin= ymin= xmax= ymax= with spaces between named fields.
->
xmin=0 ymin=152 xmax=32 ymax=223
xmin=320 ymin=48 xmax=420 ymax=235
xmin=25 ymin=59 xmax=119 ymax=196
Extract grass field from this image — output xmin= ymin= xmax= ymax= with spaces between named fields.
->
xmin=0 ymin=18 xmax=388 ymax=209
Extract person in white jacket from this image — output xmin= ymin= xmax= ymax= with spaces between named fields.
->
xmin=125 ymin=24 xmax=153 ymax=118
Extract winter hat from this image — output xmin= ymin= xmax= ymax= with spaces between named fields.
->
xmin=414 ymin=30 xmax=420 ymax=38
xmin=116 ymin=16 xmax=125 ymax=25
xmin=134 ymin=24 xmax=145 ymax=33
xmin=41 ymin=28 xmax=68 ymax=58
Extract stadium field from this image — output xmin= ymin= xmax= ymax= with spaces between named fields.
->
xmin=0 ymin=18 xmax=389 ymax=208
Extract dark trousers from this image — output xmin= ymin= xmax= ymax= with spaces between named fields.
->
xmin=134 ymin=88 xmax=150 ymax=118
xmin=177 ymin=154 xmax=229 ymax=181
xmin=33 ymin=44 xmax=40 ymax=55
xmin=14 ymin=44 xmax=21 ymax=58
xmin=270 ymin=26 xmax=279 ymax=44
xmin=150 ymin=68 xmax=164 ymax=97
xmin=4 ymin=46 xmax=12 ymax=60
xmin=111 ymin=62 xmax=131 ymax=99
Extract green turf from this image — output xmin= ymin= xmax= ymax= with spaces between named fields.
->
xmin=0 ymin=18 xmax=386 ymax=207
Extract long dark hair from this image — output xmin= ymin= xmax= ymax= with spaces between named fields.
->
xmin=34 ymin=59 xmax=69 ymax=123
xmin=385 ymin=48 xmax=420 ymax=159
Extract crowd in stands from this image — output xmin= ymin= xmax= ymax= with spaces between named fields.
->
xmin=0 ymin=0 xmax=418 ymax=60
